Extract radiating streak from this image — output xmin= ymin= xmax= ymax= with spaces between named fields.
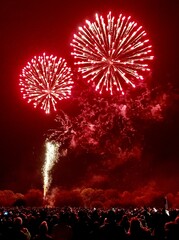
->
xmin=71 ymin=12 xmax=154 ymax=95
xmin=19 ymin=53 xmax=73 ymax=114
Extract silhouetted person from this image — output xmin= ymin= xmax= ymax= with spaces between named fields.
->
xmin=164 ymin=216 xmax=179 ymax=240
xmin=151 ymin=210 xmax=167 ymax=240
xmin=33 ymin=221 xmax=53 ymax=240
xmin=128 ymin=217 xmax=151 ymax=240
xmin=72 ymin=210 xmax=90 ymax=240
xmin=52 ymin=212 xmax=72 ymax=240
xmin=120 ymin=214 xmax=130 ymax=233
xmin=99 ymin=210 xmax=127 ymax=240
xmin=9 ymin=217 xmax=31 ymax=240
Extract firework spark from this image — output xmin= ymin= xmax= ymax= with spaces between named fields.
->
xmin=19 ymin=53 xmax=73 ymax=114
xmin=42 ymin=141 xmax=59 ymax=199
xmin=71 ymin=12 xmax=154 ymax=95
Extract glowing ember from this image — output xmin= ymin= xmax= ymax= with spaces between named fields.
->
xmin=71 ymin=12 xmax=154 ymax=95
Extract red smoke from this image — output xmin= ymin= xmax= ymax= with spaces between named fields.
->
xmin=24 ymin=189 xmax=43 ymax=206
xmin=0 ymin=184 xmax=179 ymax=208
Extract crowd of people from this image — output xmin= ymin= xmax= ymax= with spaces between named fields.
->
xmin=0 ymin=206 xmax=179 ymax=240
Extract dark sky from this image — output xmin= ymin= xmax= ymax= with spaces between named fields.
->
xmin=0 ymin=0 xmax=179 ymax=193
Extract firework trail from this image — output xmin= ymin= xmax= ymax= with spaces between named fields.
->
xmin=19 ymin=53 xmax=73 ymax=114
xmin=42 ymin=141 xmax=59 ymax=199
xmin=71 ymin=12 xmax=154 ymax=95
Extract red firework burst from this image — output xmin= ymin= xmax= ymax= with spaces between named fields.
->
xmin=71 ymin=12 xmax=154 ymax=95
xmin=19 ymin=53 xmax=73 ymax=114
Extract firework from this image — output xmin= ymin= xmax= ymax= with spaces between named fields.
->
xmin=71 ymin=12 xmax=154 ymax=95
xmin=42 ymin=141 xmax=59 ymax=199
xmin=19 ymin=53 xmax=73 ymax=114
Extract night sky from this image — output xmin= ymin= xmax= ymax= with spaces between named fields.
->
xmin=0 ymin=0 xmax=179 ymax=194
